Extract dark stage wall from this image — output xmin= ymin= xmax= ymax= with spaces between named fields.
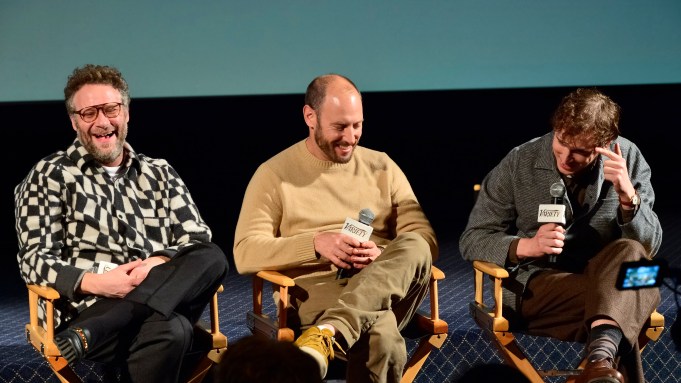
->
xmin=3 ymin=84 xmax=678 ymax=289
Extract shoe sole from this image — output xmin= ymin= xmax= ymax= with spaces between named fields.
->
xmin=587 ymin=378 xmax=621 ymax=383
xmin=299 ymin=345 xmax=329 ymax=378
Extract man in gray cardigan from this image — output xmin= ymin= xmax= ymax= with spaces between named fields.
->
xmin=460 ymin=88 xmax=661 ymax=383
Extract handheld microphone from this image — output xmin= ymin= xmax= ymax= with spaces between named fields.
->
xmin=336 ymin=208 xmax=375 ymax=279
xmin=537 ymin=182 xmax=566 ymax=263
xmin=549 ymin=182 xmax=565 ymax=205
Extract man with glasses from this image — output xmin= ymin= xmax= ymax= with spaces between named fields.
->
xmin=459 ymin=88 xmax=661 ymax=383
xmin=14 ymin=64 xmax=228 ymax=383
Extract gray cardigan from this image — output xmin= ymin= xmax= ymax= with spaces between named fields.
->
xmin=459 ymin=132 xmax=662 ymax=312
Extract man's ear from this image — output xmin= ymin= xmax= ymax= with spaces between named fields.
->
xmin=303 ymin=104 xmax=316 ymax=129
xmin=69 ymin=115 xmax=78 ymax=132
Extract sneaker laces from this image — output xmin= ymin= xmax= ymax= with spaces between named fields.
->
xmin=297 ymin=329 xmax=342 ymax=361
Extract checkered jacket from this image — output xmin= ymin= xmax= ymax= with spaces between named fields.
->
xmin=14 ymin=139 xmax=212 ymax=327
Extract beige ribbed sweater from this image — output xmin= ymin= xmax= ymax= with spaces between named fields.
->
xmin=233 ymin=140 xmax=437 ymax=278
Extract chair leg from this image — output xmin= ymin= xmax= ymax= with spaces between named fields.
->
xmin=44 ymin=356 xmax=81 ymax=383
xmin=561 ymin=358 xmax=589 ymax=383
xmin=401 ymin=333 xmax=448 ymax=383
xmin=485 ymin=330 xmax=544 ymax=383
xmin=185 ymin=356 xmax=215 ymax=383
xmin=185 ymin=339 xmax=227 ymax=383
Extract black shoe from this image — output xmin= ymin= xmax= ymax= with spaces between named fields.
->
xmin=54 ymin=327 xmax=91 ymax=364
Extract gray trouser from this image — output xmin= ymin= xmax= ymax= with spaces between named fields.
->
xmin=289 ymin=232 xmax=433 ymax=383
xmin=521 ymin=239 xmax=660 ymax=383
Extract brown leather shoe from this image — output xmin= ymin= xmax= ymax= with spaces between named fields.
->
xmin=577 ymin=358 xmax=624 ymax=383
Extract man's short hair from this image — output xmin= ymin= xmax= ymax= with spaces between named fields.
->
xmin=64 ymin=64 xmax=130 ymax=112
xmin=551 ymin=87 xmax=620 ymax=147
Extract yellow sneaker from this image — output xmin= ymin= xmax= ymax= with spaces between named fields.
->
xmin=293 ymin=326 xmax=340 ymax=378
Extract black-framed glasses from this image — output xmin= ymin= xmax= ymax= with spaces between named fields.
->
xmin=72 ymin=102 xmax=123 ymax=123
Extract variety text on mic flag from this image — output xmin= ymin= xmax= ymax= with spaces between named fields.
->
xmin=537 ymin=204 xmax=566 ymax=225
xmin=341 ymin=217 xmax=374 ymax=242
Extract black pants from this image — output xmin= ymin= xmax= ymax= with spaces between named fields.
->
xmin=69 ymin=242 xmax=228 ymax=383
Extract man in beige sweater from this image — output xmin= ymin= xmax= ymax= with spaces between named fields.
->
xmin=233 ymin=74 xmax=438 ymax=383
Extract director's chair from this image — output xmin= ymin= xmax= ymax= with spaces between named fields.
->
xmin=247 ymin=266 xmax=448 ymax=383
xmin=25 ymin=284 xmax=227 ymax=383
xmin=469 ymin=260 xmax=665 ymax=383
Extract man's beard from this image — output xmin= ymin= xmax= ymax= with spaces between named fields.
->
xmin=314 ymin=124 xmax=355 ymax=164
xmin=78 ymin=124 xmax=127 ymax=165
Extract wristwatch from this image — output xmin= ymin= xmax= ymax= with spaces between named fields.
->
xmin=621 ymin=192 xmax=640 ymax=209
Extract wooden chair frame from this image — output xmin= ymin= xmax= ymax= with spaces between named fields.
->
xmin=469 ymin=260 xmax=665 ymax=383
xmin=247 ymin=266 xmax=449 ymax=383
xmin=25 ymin=284 xmax=228 ymax=383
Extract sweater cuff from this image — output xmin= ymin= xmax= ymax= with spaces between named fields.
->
xmin=296 ymin=232 xmax=318 ymax=261
xmin=55 ymin=265 xmax=87 ymax=301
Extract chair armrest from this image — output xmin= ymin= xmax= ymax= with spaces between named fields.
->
xmin=470 ymin=261 xmax=510 ymax=332
xmin=255 ymin=270 xmax=296 ymax=286
xmin=27 ymin=285 xmax=61 ymax=300
xmin=206 ymin=285 xmax=227 ymax=349
xmin=418 ymin=265 xmax=448 ymax=335
xmin=648 ymin=310 xmax=664 ymax=327
xmin=472 ymin=260 xmax=509 ymax=279
xmin=250 ymin=271 xmax=296 ymax=341
xmin=252 ymin=271 xmax=295 ymax=317
xmin=642 ymin=309 xmax=665 ymax=344
xmin=472 ymin=260 xmax=508 ymax=308
xmin=430 ymin=265 xmax=445 ymax=281
xmin=26 ymin=284 xmax=62 ymax=356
